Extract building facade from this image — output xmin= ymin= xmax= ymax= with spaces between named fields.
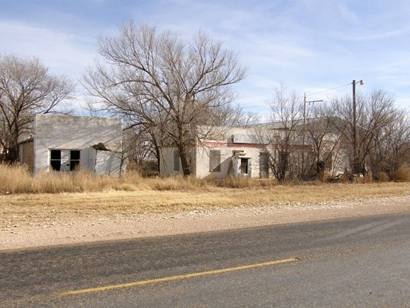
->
xmin=18 ymin=114 xmax=123 ymax=176
xmin=160 ymin=125 xmax=349 ymax=179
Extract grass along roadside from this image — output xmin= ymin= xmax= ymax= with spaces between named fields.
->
xmin=1 ymin=182 xmax=409 ymax=229
xmin=1 ymin=164 xmax=294 ymax=194
xmin=1 ymin=164 xmax=410 ymax=194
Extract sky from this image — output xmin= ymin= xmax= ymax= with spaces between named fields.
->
xmin=1 ymin=0 xmax=410 ymax=116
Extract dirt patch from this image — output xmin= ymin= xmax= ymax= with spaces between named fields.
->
xmin=1 ymin=185 xmax=409 ymax=251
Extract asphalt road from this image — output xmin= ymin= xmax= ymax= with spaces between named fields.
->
xmin=1 ymin=212 xmax=410 ymax=307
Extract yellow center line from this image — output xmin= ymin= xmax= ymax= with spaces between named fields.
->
xmin=60 ymin=257 xmax=299 ymax=297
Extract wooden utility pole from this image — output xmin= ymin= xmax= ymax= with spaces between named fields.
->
xmin=302 ymin=93 xmax=307 ymax=175
xmin=302 ymin=93 xmax=323 ymax=176
xmin=352 ymin=80 xmax=357 ymax=174
xmin=352 ymin=79 xmax=364 ymax=174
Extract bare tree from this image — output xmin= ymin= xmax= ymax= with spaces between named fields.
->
xmin=122 ymin=125 xmax=159 ymax=174
xmin=0 ymin=56 xmax=73 ymax=162
xmin=220 ymin=104 xmax=257 ymax=127
xmin=85 ymin=23 xmax=245 ymax=176
xmin=255 ymin=86 xmax=303 ymax=182
xmin=369 ymin=109 xmax=410 ymax=179
xmin=332 ymin=90 xmax=396 ymax=176
xmin=304 ymin=103 xmax=341 ymax=178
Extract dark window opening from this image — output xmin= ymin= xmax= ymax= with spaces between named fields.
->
xmin=209 ymin=150 xmax=221 ymax=172
xmin=50 ymin=150 xmax=61 ymax=171
xmin=70 ymin=150 xmax=80 ymax=171
xmin=240 ymin=158 xmax=249 ymax=174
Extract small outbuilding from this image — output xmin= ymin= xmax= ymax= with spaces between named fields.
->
xmin=18 ymin=114 xmax=124 ymax=176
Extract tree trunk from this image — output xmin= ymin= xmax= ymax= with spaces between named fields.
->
xmin=178 ymin=146 xmax=191 ymax=176
xmin=277 ymin=151 xmax=288 ymax=183
xmin=176 ymin=123 xmax=191 ymax=176
xmin=153 ymin=141 xmax=161 ymax=174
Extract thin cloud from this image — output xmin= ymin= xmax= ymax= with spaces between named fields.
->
xmin=0 ymin=20 xmax=96 ymax=78
xmin=1 ymin=0 xmax=410 ymax=112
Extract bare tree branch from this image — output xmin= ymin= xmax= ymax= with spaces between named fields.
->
xmin=0 ymin=56 xmax=74 ymax=162
xmin=84 ymin=23 xmax=245 ymax=175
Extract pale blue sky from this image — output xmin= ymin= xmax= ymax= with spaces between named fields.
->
xmin=1 ymin=0 xmax=410 ymax=114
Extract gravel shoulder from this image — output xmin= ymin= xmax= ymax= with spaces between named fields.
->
xmin=1 ymin=193 xmax=410 ymax=251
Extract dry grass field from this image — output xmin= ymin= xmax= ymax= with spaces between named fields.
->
xmin=1 ymin=182 xmax=409 ymax=223
xmin=1 ymin=164 xmax=410 ymax=195
xmin=0 ymin=164 xmax=273 ymax=194
xmin=0 ymin=164 xmax=409 ymax=226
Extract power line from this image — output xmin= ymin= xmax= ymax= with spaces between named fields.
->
xmin=305 ymin=82 xmax=352 ymax=97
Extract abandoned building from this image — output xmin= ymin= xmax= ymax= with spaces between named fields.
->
xmin=18 ymin=114 xmax=123 ymax=176
xmin=159 ymin=124 xmax=349 ymax=179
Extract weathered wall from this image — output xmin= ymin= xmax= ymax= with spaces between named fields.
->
xmin=160 ymin=147 xmax=181 ymax=177
xmin=18 ymin=141 xmax=34 ymax=172
xmin=160 ymin=143 xmax=267 ymax=179
xmin=159 ymin=125 xmax=351 ymax=179
xmin=195 ymin=143 xmax=265 ymax=179
xmin=194 ymin=126 xmax=267 ymax=179
xmin=95 ymin=150 xmax=123 ymax=176
xmin=159 ymin=147 xmax=196 ymax=177
xmin=332 ymin=147 xmax=350 ymax=176
xmin=320 ymin=135 xmax=350 ymax=176
xmin=160 ymin=126 xmax=271 ymax=179
xmin=33 ymin=114 xmax=123 ymax=175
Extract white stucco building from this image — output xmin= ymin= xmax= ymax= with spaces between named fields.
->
xmin=159 ymin=124 xmax=349 ymax=179
xmin=18 ymin=114 xmax=124 ymax=176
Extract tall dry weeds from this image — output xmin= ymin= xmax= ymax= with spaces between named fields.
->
xmin=0 ymin=164 xmax=274 ymax=194
xmin=0 ymin=164 xmax=33 ymax=193
xmin=1 ymin=163 xmax=408 ymax=195
xmin=0 ymin=164 xmax=120 ymax=194
xmin=394 ymin=165 xmax=410 ymax=182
